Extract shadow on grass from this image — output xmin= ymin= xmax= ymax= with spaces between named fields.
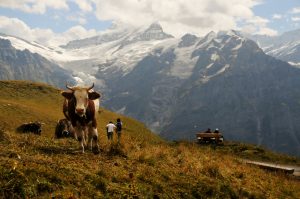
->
xmin=107 ymin=143 xmax=127 ymax=158
xmin=36 ymin=145 xmax=80 ymax=155
xmin=36 ymin=145 xmax=105 ymax=155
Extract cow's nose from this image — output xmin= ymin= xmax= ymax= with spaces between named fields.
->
xmin=76 ymin=108 xmax=84 ymax=114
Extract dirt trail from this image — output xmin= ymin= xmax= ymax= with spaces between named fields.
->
xmin=244 ymin=160 xmax=300 ymax=177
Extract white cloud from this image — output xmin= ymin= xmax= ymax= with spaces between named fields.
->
xmin=74 ymin=0 xmax=93 ymax=12
xmin=0 ymin=0 xmax=278 ymax=41
xmin=246 ymin=16 xmax=269 ymax=26
xmin=291 ymin=17 xmax=300 ymax=22
xmin=0 ymin=0 xmax=94 ymax=14
xmin=0 ymin=16 xmax=37 ymax=41
xmin=61 ymin=26 xmax=97 ymax=42
xmin=272 ymin=14 xmax=282 ymax=19
xmin=255 ymin=27 xmax=278 ymax=36
xmin=92 ymin=0 xmax=276 ymax=36
xmin=291 ymin=7 xmax=300 ymax=14
xmin=240 ymin=16 xmax=277 ymax=36
xmin=0 ymin=16 xmax=98 ymax=46
xmin=0 ymin=0 xmax=69 ymax=14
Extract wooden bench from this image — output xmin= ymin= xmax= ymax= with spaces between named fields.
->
xmin=196 ymin=132 xmax=224 ymax=144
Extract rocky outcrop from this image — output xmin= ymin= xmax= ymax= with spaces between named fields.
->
xmin=0 ymin=39 xmax=74 ymax=88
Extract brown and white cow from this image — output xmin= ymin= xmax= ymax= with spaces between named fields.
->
xmin=61 ymin=83 xmax=101 ymax=153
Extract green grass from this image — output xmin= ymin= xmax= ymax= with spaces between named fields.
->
xmin=0 ymin=80 xmax=299 ymax=198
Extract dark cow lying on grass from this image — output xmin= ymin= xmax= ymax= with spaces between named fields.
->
xmin=55 ymin=118 xmax=74 ymax=139
xmin=17 ymin=122 xmax=42 ymax=135
xmin=61 ymin=83 xmax=101 ymax=153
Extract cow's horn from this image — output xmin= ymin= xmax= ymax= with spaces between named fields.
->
xmin=87 ymin=83 xmax=94 ymax=91
xmin=66 ymin=83 xmax=74 ymax=91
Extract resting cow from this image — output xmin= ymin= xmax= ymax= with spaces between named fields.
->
xmin=17 ymin=122 xmax=42 ymax=135
xmin=61 ymin=83 xmax=100 ymax=153
xmin=55 ymin=118 xmax=74 ymax=139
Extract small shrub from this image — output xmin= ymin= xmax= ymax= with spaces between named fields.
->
xmin=191 ymin=181 xmax=215 ymax=198
xmin=161 ymin=172 xmax=171 ymax=181
xmin=234 ymin=172 xmax=244 ymax=179
xmin=138 ymin=154 xmax=156 ymax=166
xmin=0 ymin=128 xmax=10 ymax=143
xmin=153 ymin=183 xmax=164 ymax=193
xmin=93 ymin=177 xmax=108 ymax=193
xmin=111 ymin=176 xmax=119 ymax=183
xmin=0 ymin=169 xmax=27 ymax=198
xmin=96 ymin=170 xmax=108 ymax=178
xmin=202 ymin=164 xmax=223 ymax=179
xmin=137 ymin=173 xmax=152 ymax=184
xmin=108 ymin=144 xmax=127 ymax=157
xmin=37 ymin=181 xmax=53 ymax=193
xmin=238 ymin=188 xmax=259 ymax=199
xmin=219 ymin=183 xmax=238 ymax=199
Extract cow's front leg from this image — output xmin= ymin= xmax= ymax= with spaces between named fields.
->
xmin=76 ymin=126 xmax=85 ymax=153
xmin=88 ymin=126 xmax=99 ymax=152
xmin=88 ymin=127 xmax=93 ymax=151
xmin=83 ymin=127 xmax=88 ymax=147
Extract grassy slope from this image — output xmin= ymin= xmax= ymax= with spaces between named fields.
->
xmin=0 ymin=80 xmax=299 ymax=199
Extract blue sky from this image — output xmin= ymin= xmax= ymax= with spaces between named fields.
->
xmin=253 ymin=0 xmax=300 ymax=32
xmin=0 ymin=0 xmax=299 ymax=45
xmin=0 ymin=1 xmax=111 ymax=33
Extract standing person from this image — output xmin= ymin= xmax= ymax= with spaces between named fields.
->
xmin=106 ymin=121 xmax=116 ymax=142
xmin=115 ymin=118 xmax=123 ymax=143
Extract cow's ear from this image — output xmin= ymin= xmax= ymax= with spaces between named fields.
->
xmin=88 ymin=91 xmax=101 ymax=100
xmin=61 ymin=91 xmax=73 ymax=100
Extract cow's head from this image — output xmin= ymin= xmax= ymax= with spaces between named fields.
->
xmin=61 ymin=83 xmax=101 ymax=117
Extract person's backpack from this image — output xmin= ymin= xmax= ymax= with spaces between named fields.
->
xmin=116 ymin=122 xmax=122 ymax=131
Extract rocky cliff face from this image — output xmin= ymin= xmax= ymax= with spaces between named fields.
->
xmin=0 ymin=39 xmax=74 ymax=88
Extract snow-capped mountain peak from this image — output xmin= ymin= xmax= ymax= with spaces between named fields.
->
xmin=0 ymin=33 xmax=87 ymax=63
xmin=138 ymin=22 xmax=174 ymax=41
xmin=178 ymin=33 xmax=199 ymax=48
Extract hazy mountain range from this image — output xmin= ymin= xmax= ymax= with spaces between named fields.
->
xmin=0 ymin=23 xmax=300 ymax=156
xmin=0 ymin=38 xmax=74 ymax=88
xmin=249 ymin=29 xmax=300 ymax=66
